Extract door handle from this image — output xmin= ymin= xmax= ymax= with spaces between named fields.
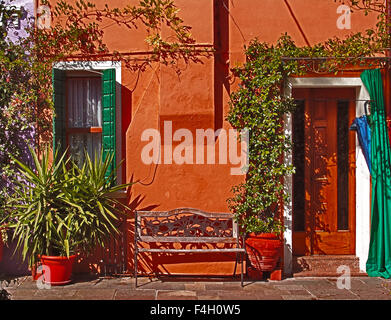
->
xmin=314 ymin=177 xmax=328 ymax=181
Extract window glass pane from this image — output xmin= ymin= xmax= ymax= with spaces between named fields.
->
xmin=337 ymin=100 xmax=349 ymax=230
xmin=293 ymin=100 xmax=305 ymax=232
xmin=67 ymin=78 xmax=102 ymax=128
xmin=69 ymin=133 xmax=102 ymax=167
xmin=88 ymin=78 xmax=102 ymax=127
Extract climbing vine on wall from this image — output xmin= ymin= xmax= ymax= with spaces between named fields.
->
xmin=227 ymin=3 xmax=391 ymax=235
xmin=0 ymin=2 xmax=36 ymax=197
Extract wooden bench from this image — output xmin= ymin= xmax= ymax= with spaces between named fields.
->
xmin=134 ymin=208 xmax=246 ymax=287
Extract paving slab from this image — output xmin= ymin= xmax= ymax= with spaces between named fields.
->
xmin=137 ymin=281 xmax=186 ymax=291
xmin=34 ymin=289 xmax=77 ymax=299
xmin=156 ymin=290 xmax=198 ymax=300
xmin=196 ymin=294 xmax=223 ymax=300
xmin=273 ymin=284 xmax=306 ymax=291
xmin=2 ymin=275 xmax=391 ymax=300
xmin=184 ymin=283 xmax=206 ymax=291
xmin=242 ymin=282 xmax=270 ymax=291
xmin=309 ymin=288 xmax=360 ymax=300
xmin=282 ymin=295 xmax=316 ymax=300
xmin=285 ymin=289 xmax=313 ymax=296
xmin=215 ymin=292 xmax=263 ymax=300
xmin=71 ymin=288 xmax=116 ymax=300
xmin=114 ymin=288 xmax=156 ymax=300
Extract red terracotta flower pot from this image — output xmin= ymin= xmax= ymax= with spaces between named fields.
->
xmin=245 ymin=233 xmax=282 ymax=272
xmin=40 ymin=255 xmax=77 ymax=286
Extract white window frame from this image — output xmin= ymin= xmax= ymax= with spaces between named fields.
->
xmin=53 ymin=61 xmax=123 ymax=185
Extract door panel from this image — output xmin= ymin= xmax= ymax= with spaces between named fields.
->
xmin=292 ymin=88 xmax=356 ymax=256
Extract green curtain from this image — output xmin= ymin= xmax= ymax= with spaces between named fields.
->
xmin=361 ymin=68 xmax=391 ymax=279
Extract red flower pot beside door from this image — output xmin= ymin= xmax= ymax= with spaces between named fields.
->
xmin=245 ymin=233 xmax=282 ymax=273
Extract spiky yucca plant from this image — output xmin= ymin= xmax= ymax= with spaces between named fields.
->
xmin=2 ymin=146 xmax=131 ymax=267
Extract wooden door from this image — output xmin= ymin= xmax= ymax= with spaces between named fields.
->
xmin=292 ymin=88 xmax=356 ymax=255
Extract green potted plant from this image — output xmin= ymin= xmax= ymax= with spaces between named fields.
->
xmin=228 ymin=183 xmax=285 ymax=276
xmin=2 ymin=146 xmax=131 ymax=285
xmin=226 ymin=39 xmax=297 ymax=278
xmin=235 ymin=208 xmax=284 ymax=275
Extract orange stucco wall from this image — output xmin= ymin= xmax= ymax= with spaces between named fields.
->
xmin=46 ymin=0 xmax=379 ymax=276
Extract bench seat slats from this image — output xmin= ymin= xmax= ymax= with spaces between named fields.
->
xmin=138 ymin=236 xmax=238 ymax=243
xmin=138 ymin=248 xmax=245 ymax=253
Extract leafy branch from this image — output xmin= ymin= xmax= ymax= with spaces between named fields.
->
xmin=227 ymin=2 xmax=391 ymax=235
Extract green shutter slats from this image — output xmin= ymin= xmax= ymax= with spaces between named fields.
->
xmin=102 ymin=68 xmax=116 ymax=179
xmin=52 ymin=68 xmax=66 ymax=155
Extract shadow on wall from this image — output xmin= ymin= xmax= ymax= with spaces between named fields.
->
xmin=0 ymin=231 xmax=29 ymax=276
xmin=214 ymin=0 xmax=230 ymax=132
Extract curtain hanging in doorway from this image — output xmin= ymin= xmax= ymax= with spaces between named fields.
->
xmin=361 ymin=68 xmax=391 ymax=279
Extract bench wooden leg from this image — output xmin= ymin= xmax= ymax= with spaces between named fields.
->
xmin=241 ymin=252 xmax=244 ymax=287
xmin=233 ymin=252 xmax=245 ymax=287
xmin=233 ymin=254 xmax=238 ymax=277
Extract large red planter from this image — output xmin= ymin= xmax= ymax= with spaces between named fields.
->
xmin=40 ymin=255 xmax=76 ymax=286
xmin=245 ymin=233 xmax=282 ymax=272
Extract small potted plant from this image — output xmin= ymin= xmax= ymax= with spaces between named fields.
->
xmin=2 ymin=146 xmax=131 ymax=285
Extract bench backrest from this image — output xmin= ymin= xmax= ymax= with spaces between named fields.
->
xmin=135 ymin=208 xmax=239 ymax=244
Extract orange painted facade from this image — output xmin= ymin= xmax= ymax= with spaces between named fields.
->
xmin=45 ymin=0 xmax=380 ymax=277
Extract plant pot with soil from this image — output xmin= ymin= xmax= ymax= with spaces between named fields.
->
xmin=245 ymin=232 xmax=283 ymax=273
xmin=1 ymin=146 xmax=132 ymax=285
xmin=229 ymin=202 xmax=284 ymax=279
xmin=243 ymin=211 xmax=283 ymax=275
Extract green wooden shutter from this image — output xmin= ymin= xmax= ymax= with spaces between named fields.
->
xmin=52 ymin=68 xmax=66 ymax=155
xmin=102 ymin=69 xmax=116 ymax=179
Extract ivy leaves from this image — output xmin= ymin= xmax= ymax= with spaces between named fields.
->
xmin=227 ymin=7 xmax=391 ymax=234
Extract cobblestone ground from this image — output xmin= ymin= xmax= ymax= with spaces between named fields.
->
xmin=1 ymin=275 xmax=391 ymax=300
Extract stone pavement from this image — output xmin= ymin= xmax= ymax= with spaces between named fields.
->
xmin=1 ymin=274 xmax=391 ymax=300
